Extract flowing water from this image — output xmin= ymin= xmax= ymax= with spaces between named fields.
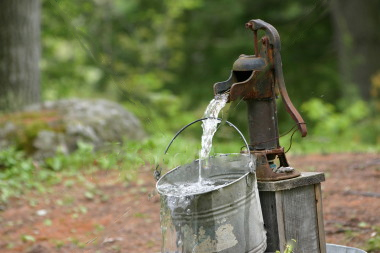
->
xmin=200 ymin=93 xmax=229 ymax=160
xmin=198 ymin=93 xmax=229 ymax=184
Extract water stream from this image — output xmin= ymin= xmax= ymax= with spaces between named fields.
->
xmin=200 ymin=93 xmax=229 ymax=159
xmin=198 ymin=93 xmax=229 ymax=184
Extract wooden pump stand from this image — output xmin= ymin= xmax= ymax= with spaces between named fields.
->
xmin=257 ymin=172 xmax=327 ymax=253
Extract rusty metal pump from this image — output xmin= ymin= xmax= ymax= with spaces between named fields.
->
xmin=214 ymin=19 xmax=307 ymax=181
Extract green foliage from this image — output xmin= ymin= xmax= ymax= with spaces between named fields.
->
xmin=0 ymin=147 xmax=49 ymax=203
xmin=275 ymin=239 xmax=296 ymax=253
xmin=21 ymin=234 xmax=36 ymax=243
xmin=38 ymin=0 xmax=379 ymax=154
xmin=0 ymin=140 xmax=145 ymax=203
xmin=0 ymin=122 xmax=217 ymax=203
xmin=45 ymin=142 xmax=94 ymax=171
xmin=283 ymin=98 xmax=380 ymax=153
xmin=41 ymin=0 xmax=202 ymax=102
xmin=366 ymin=226 xmax=380 ymax=252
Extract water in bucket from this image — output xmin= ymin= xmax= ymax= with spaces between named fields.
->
xmin=157 ymin=94 xmax=266 ymax=253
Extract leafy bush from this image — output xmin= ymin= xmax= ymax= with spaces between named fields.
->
xmin=281 ymin=98 xmax=380 ymax=153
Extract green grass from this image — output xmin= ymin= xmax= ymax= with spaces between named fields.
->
xmin=365 ymin=226 xmax=380 ymax=252
xmin=0 ymin=131 xmax=200 ymax=203
xmin=0 ymin=140 xmax=142 ymax=203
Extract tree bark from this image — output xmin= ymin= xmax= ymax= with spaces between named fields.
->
xmin=0 ymin=0 xmax=41 ymax=111
xmin=330 ymin=0 xmax=380 ymax=100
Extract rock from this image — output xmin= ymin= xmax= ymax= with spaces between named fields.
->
xmin=0 ymin=98 xmax=146 ymax=159
xmin=33 ymin=130 xmax=67 ymax=159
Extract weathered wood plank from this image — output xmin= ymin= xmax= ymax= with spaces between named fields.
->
xmin=275 ymin=191 xmax=286 ymax=253
xmin=282 ymin=185 xmax=320 ymax=253
xmin=315 ymin=183 xmax=327 ymax=253
xmin=259 ymin=191 xmax=280 ymax=252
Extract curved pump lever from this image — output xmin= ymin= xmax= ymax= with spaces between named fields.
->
xmin=246 ymin=19 xmax=307 ymax=137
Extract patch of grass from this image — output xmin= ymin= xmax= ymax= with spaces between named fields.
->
xmin=84 ymin=191 xmax=95 ymax=200
xmin=68 ymin=237 xmax=86 ymax=248
xmin=62 ymin=195 xmax=75 ymax=206
xmin=94 ymin=224 xmax=105 ymax=232
xmin=111 ymin=245 xmax=121 ymax=252
xmin=0 ymin=147 xmax=51 ymax=202
xmin=344 ymin=229 xmax=360 ymax=242
xmin=21 ymin=234 xmax=36 ymax=243
xmin=366 ymin=226 xmax=380 ymax=252
xmin=52 ymin=239 xmax=65 ymax=249
xmin=28 ymin=199 xmax=39 ymax=207
xmin=0 ymin=137 xmax=154 ymax=203
xmin=146 ymin=240 xmax=156 ymax=248
xmin=6 ymin=243 xmax=15 ymax=249
xmin=134 ymin=212 xmax=149 ymax=218
xmin=43 ymin=219 xmax=53 ymax=226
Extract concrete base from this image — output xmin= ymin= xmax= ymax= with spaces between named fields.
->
xmin=257 ymin=172 xmax=326 ymax=253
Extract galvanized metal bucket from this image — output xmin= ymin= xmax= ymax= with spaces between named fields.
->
xmin=157 ymin=153 xmax=266 ymax=253
xmin=326 ymin=243 xmax=367 ymax=253
xmin=156 ymin=119 xmax=266 ymax=253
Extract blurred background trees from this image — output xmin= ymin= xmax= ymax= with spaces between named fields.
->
xmin=1 ymin=0 xmax=379 ymax=152
xmin=330 ymin=0 xmax=380 ymax=100
xmin=0 ymin=0 xmax=41 ymax=111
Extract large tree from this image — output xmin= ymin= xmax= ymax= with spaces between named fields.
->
xmin=0 ymin=0 xmax=41 ymax=111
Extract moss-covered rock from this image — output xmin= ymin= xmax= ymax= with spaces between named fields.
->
xmin=0 ymin=99 xmax=146 ymax=159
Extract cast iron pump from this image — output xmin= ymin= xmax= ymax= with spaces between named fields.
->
xmin=214 ymin=19 xmax=307 ymax=181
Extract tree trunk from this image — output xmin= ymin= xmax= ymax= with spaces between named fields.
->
xmin=0 ymin=0 xmax=41 ymax=111
xmin=330 ymin=0 xmax=380 ymax=100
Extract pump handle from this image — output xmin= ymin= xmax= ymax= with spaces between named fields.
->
xmin=246 ymin=19 xmax=307 ymax=137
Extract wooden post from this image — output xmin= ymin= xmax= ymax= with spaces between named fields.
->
xmin=257 ymin=172 xmax=326 ymax=253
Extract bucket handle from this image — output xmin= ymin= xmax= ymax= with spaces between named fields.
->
xmin=154 ymin=117 xmax=251 ymax=180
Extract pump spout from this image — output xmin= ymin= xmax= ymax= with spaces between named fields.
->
xmin=213 ymin=19 xmax=308 ymax=181
xmin=214 ymin=55 xmax=268 ymax=101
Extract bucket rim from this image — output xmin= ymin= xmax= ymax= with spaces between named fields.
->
xmin=156 ymin=153 xmax=254 ymax=197
xmin=326 ymin=243 xmax=367 ymax=253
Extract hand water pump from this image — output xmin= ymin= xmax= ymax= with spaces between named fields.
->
xmin=214 ymin=19 xmax=307 ymax=181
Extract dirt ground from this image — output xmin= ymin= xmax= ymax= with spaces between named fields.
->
xmin=0 ymin=153 xmax=379 ymax=253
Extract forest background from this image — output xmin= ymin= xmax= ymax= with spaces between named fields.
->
xmin=0 ymin=0 xmax=379 ymax=201
xmin=36 ymin=0 xmax=380 ymax=152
